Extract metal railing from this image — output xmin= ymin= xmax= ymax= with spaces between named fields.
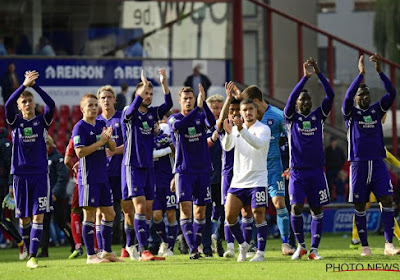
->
xmin=247 ymin=0 xmax=399 ymax=155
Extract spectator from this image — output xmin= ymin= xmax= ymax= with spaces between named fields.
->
xmin=1 ymin=62 xmax=19 ymax=104
xmin=35 ymin=37 xmax=55 ymax=56
xmin=38 ymin=136 xmax=74 ymax=257
xmin=0 ymin=38 xmax=7 ymax=56
xmin=325 ymin=137 xmax=345 ymax=197
xmin=334 ymin=170 xmax=347 ymax=203
xmin=15 ymin=34 xmax=32 ymax=55
xmin=115 ymin=83 xmax=129 ymax=111
xmin=184 ymin=64 xmax=212 ymax=97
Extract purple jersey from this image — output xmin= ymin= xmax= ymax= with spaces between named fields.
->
xmin=284 ymin=73 xmax=334 ymax=169
xmin=72 ymin=119 xmax=108 ymax=185
xmin=219 ymin=130 xmax=234 ymax=176
xmin=6 ymin=84 xmax=55 ymax=175
xmin=222 ymin=148 xmax=234 ymax=177
xmin=153 ymin=130 xmax=174 ymax=187
xmin=96 ymin=111 xmax=123 ymax=176
xmin=168 ymin=103 xmax=216 ymax=174
xmin=122 ymin=94 xmax=172 ymax=168
xmin=342 ymin=73 xmax=396 ymax=161
xmin=9 ymin=115 xmax=50 ymax=175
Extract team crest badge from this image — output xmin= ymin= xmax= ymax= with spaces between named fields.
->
xmin=115 ymin=122 xmax=119 ymax=128
xmin=23 ymin=127 xmax=33 ymax=136
xmin=196 ymin=120 xmax=201 ymax=125
xmin=311 ymin=116 xmax=316 ymax=121
xmin=267 ymin=119 xmax=274 ymax=126
xmin=188 ymin=127 xmax=196 ymax=136
xmin=363 ymin=116 xmax=372 ymax=123
xmin=302 ymin=121 xmax=311 ymax=129
xmin=148 ymin=114 xmax=153 ymax=120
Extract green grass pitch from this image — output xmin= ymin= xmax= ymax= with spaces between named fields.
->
xmin=0 ymin=234 xmax=399 ymax=280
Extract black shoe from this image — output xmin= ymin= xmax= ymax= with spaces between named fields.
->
xmin=189 ymin=252 xmax=202 ymax=260
xmin=216 ymin=239 xmax=225 ymax=257
xmin=148 ymin=245 xmax=159 ymax=256
xmin=204 ymin=251 xmax=213 ymax=258
xmin=37 ymin=251 xmax=49 ymax=258
xmin=177 ymin=234 xmax=189 ymax=255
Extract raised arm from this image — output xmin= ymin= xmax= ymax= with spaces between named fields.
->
xmin=220 ymin=119 xmax=234 ymax=151
xmin=342 ymin=55 xmax=364 ymax=116
xmin=125 ymin=70 xmax=149 ymax=118
xmin=370 ymin=54 xmax=397 ymax=111
xmin=284 ymin=62 xmax=310 ymax=119
xmin=379 ymin=72 xmax=397 ymax=111
xmin=199 ymin=84 xmax=215 ymax=127
xmin=32 ymin=83 xmax=55 ymax=125
xmin=5 ymin=71 xmax=39 ymax=124
xmin=216 ymin=81 xmax=235 ymax=130
xmin=318 ymin=73 xmax=334 ymax=116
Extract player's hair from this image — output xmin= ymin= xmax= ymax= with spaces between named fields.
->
xmin=230 ymin=98 xmax=241 ymax=105
xmin=206 ymin=94 xmax=224 ymax=106
xmin=80 ymin=93 xmax=97 ymax=106
xmin=240 ymin=98 xmax=258 ymax=108
xmin=242 ymin=85 xmax=263 ymax=101
xmin=357 ymin=83 xmax=370 ymax=94
xmin=135 ymin=81 xmax=153 ymax=93
xmin=121 ymin=83 xmax=129 ymax=91
xmin=17 ymin=90 xmax=34 ymax=102
xmin=97 ymin=85 xmax=115 ymax=98
xmin=46 ymin=135 xmax=56 ymax=148
xmin=164 ymin=110 xmax=174 ymax=118
xmin=178 ymin=86 xmax=194 ymax=97
xmin=301 ymin=88 xmax=309 ymax=94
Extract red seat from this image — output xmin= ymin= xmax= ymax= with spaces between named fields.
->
xmin=72 ymin=106 xmax=82 ymax=127
xmin=59 ymin=117 xmax=69 ymax=130
xmin=56 ymin=139 xmax=66 ymax=155
xmin=0 ymin=105 xmax=5 ymax=119
xmin=0 ymin=117 xmax=5 ymax=127
xmin=59 ymin=105 xmax=70 ymax=119
xmin=48 ymin=121 xmax=56 ymax=137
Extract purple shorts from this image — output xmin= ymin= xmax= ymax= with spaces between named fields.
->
xmin=221 ymin=172 xmax=233 ymax=205
xmin=122 ymin=165 xmax=155 ymax=200
xmin=349 ymin=160 xmax=393 ymax=203
xmin=13 ymin=174 xmax=52 ymax=218
xmin=228 ymin=187 xmax=268 ymax=208
xmin=109 ymin=176 xmax=122 ymax=201
xmin=153 ymin=185 xmax=178 ymax=211
xmin=175 ymin=173 xmax=211 ymax=206
xmin=289 ymin=167 xmax=330 ymax=208
xmin=79 ymin=182 xmax=113 ymax=208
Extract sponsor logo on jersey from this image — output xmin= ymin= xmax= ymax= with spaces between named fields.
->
xmin=73 ymin=136 xmax=80 ymax=144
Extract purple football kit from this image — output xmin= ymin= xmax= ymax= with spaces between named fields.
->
xmin=343 ymin=73 xmax=396 ymax=202
xmin=168 ymin=105 xmax=215 ymax=205
xmin=168 ymin=102 xmax=215 ymax=255
xmin=96 ymin=111 xmax=123 ymax=201
xmin=153 ymin=130 xmax=177 ymax=211
xmin=72 ymin=119 xmax=112 ymax=208
xmin=121 ymin=93 xmax=172 ymax=201
xmin=6 ymin=83 xmax=55 ymax=258
xmin=284 ymin=72 xmax=334 ymax=253
xmin=285 ymin=73 xmax=333 ymax=207
xmin=342 ymin=72 xmax=396 ymax=247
